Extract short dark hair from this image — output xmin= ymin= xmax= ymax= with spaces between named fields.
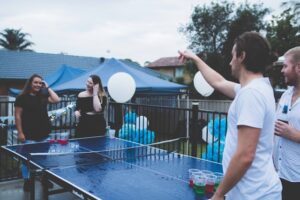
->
xmin=284 ymin=46 xmax=300 ymax=64
xmin=234 ymin=32 xmax=276 ymax=73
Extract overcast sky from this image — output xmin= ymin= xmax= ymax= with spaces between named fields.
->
xmin=1 ymin=0 xmax=284 ymax=65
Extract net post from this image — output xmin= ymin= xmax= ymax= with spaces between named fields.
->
xmin=191 ymin=102 xmax=199 ymax=157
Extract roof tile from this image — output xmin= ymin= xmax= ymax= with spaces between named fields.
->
xmin=0 ymin=50 xmax=101 ymax=79
xmin=147 ymin=57 xmax=184 ymax=68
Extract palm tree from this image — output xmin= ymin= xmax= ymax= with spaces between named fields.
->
xmin=0 ymin=28 xmax=34 ymax=51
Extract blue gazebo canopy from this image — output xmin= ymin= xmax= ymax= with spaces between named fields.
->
xmin=53 ymin=58 xmax=187 ymax=95
xmin=9 ymin=64 xmax=85 ymax=96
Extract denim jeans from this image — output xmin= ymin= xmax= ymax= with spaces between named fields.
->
xmin=21 ymin=138 xmax=48 ymax=179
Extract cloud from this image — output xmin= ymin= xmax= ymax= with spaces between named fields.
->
xmin=0 ymin=0 xmax=281 ymax=65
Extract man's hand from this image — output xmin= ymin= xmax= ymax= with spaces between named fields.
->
xmin=275 ymin=120 xmax=291 ymax=137
xmin=178 ymin=50 xmax=199 ymax=63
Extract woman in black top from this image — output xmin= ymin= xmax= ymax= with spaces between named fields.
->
xmin=15 ymin=74 xmax=61 ymax=141
xmin=14 ymin=74 xmax=60 ymax=191
xmin=75 ymin=74 xmax=107 ymax=138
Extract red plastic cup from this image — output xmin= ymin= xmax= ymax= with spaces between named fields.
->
xmin=48 ymin=133 xmax=56 ymax=144
xmin=205 ymin=174 xmax=217 ymax=194
xmin=59 ymin=132 xmax=69 ymax=145
xmin=188 ymin=169 xmax=200 ymax=187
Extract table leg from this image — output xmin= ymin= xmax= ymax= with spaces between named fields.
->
xmin=29 ymin=173 xmax=35 ymax=200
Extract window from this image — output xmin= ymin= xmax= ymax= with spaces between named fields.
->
xmin=175 ymin=67 xmax=184 ymax=78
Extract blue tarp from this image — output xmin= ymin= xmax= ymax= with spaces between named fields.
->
xmin=9 ymin=65 xmax=85 ymax=96
xmin=52 ymin=58 xmax=187 ymax=95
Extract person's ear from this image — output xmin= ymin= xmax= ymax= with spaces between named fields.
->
xmin=239 ymin=51 xmax=246 ymax=62
xmin=295 ymin=62 xmax=300 ymax=74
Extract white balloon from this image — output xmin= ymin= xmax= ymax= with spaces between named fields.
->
xmin=136 ymin=116 xmax=148 ymax=130
xmin=193 ymin=71 xmax=214 ymax=97
xmin=107 ymin=72 xmax=136 ymax=103
xmin=202 ymin=126 xmax=214 ymax=143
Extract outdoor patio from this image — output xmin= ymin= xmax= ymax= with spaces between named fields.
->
xmin=0 ymin=99 xmax=228 ymax=199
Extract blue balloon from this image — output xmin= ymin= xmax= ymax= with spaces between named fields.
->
xmin=203 ymin=117 xmax=226 ymax=162
xmin=119 ymin=112 xmax=155 ymax=145
xmin=202 ymin=141 xmax=224 ymax=162
xmin=141 ymin=130 xmax=155 ymax=144
xmin=207 ymin=117 xmax=227 ymax=142
xmin=118 ymin=123 xmax=136 ymax=140
xmin=124 ymin=112 xmax=137 ymax=124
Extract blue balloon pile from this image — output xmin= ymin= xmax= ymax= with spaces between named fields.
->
xmin=124 ymin=112 xmax=137 ymax=124
xmin=118 ymin=112 xmax=155 ymax=144
xmin=202 ymin=117 xmax=226 ymax=162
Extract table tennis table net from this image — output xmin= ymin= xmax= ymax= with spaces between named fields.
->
xmin=29 ymin=139 xmax=181 ymax=170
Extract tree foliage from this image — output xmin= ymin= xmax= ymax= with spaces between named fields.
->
xmin=282 ymin=0 xmax=300 ymax=25
xmin=180 ymin=1 xmax=234 ymax=54
xmin=222 ymin=3 xmax=269 ymax=55
xmin=222 ymin=3 xmax=270 ymax=77
xmin=0 ymin=28 xmax=34 ymax=51
xmin=181 ymin=1 xmax=270 ymax=83
xmin=266 ymin=9 xmax=300 ymax=56
xmin=180 ymin=1 xmax=275 ymax=99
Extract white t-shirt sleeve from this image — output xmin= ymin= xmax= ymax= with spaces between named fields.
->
xmin=236 ymin=88 xmax=266 ymax=128
xmin=234 ymin=84 xmax=241 ymax=95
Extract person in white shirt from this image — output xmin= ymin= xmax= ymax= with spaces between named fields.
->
xmin=179 ymin=32 xmax=282 ymax=200
xmin=274 ymin=46 xmax=300 ymax=200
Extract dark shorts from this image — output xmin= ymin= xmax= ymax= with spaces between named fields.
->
xmin=75 ymin=114 xmax=106 ymax=138
xmin=281 ymin=178 xmax=300 ymax=200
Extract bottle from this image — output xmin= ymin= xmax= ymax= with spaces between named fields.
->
xmin=278 ymin=105 xmax=288 ymax=124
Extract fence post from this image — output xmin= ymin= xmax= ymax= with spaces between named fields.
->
xmin=191 ymin=102 xmax=199 ymax=157
xmin=114 ymin=103 xmax=123 ymax=134
xmin=0 ymin=126 xmax=8 ymax=146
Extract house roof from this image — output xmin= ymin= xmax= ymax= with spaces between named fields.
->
xmin=122 ymin=59 xmax=172 ymax=80
xmin=0 ymin=49 xmax=101 ymax=80
xmin=147 ymin=57 xmax=184 ymax=68
xmin=0 ymin=49 xmax=170 ymax=81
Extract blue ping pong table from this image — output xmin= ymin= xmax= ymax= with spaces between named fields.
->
xmin=1 ymin=136 xmax=222 ymax=200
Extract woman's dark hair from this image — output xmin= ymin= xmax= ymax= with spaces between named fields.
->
xmin=234 ymin=32 xmax=277 ymax=73
xmin=20 ymin=74 xmax=43 ymax=96
xmin=90 ymin=74 xmax=106 ymax=98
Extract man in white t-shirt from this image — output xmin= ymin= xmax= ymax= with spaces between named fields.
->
xmin=179 ymin=32 xmax=282 ymax=200
xmin=274 ymin=46 xmax=300 ymax=200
